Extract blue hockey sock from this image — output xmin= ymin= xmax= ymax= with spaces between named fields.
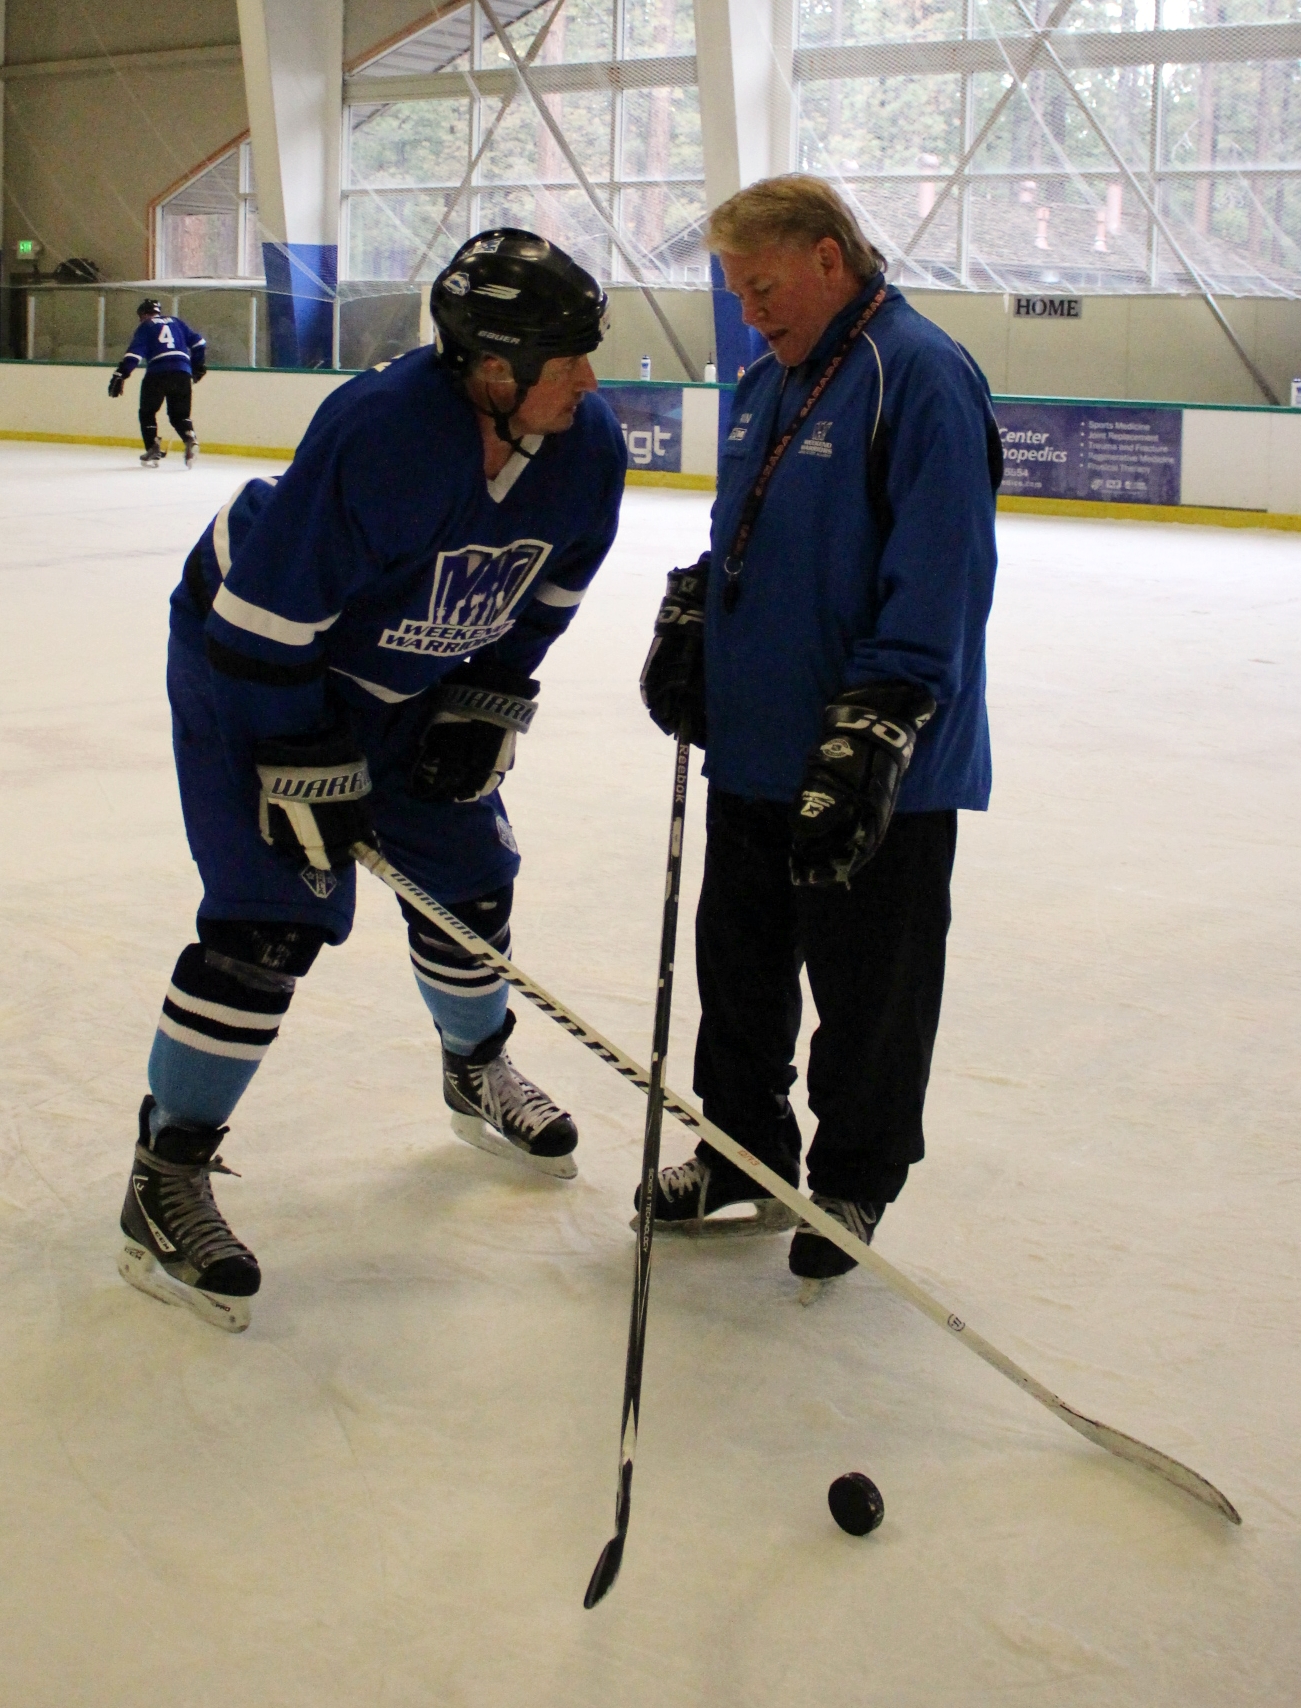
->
xmin=406 ymin=902 xmax=511 ymax=1056
xmin=146 ymin=942 xmax=296 ymax=1129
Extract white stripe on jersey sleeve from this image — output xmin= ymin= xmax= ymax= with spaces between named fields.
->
xmin=211 ymin=477 xmax=279 ymax=577
xmin=533 ymin=580 xmax=587 ymax=608
xmin=212 ymin=582 xmax=341 ymax=647
xmin=212 ymin=494 xmax=235 ymax=575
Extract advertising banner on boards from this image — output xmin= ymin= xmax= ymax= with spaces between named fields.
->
xmin=994 ymin=401 xmax=1182 ymax=505
xmin=598 ymin=383 xmax=683 ymax=474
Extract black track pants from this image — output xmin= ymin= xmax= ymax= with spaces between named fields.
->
xmin=692 ymin=787 xmax=957 ymax=1206
xmin=139 ymin=371 xmax=194 ymax=449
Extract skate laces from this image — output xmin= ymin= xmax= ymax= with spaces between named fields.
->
xmin=476 ymin=1052 xmax=563 ymax=1140
xmin=658 ymin=1158 xmax=706 ymax=1202
xmin=147 ymin=1150 xmax=253 ymax=1270
xmin=799 ymin=1195 xmax=877 ymax=1241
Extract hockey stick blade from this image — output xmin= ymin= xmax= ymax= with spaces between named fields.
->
xmin=584 ymin=1458 xmax=634 ymax=1608
xmin=353 ymin=842 xmax=1242 ymax=1529
xmin=584 ymin=1532 xmax=626 ymax=1608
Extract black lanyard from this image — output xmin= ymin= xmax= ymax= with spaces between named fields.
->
xmin=721 ymin=285 xmax=886 ymax=613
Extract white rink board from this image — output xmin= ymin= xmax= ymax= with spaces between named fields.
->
xmin=1179 ymin=406 xmax=1301 ymax=514
xmin=0 ymin=363 xmax=723 ymax=476
xmin=5 ymin=363 xmax=1300 ymax=507
xmin=0 ymin=358 xmax=348 ymax=454
xmin=0 ymin=442 xmax=1299 ymax=1707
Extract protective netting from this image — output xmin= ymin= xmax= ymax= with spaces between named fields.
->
xmin=796 ymin=0 xmax=1301 ymax=296
xmin=150 ymin=0 xmax=707 ymax=295
xmin=148 ymin=0 xmax=1296 ymax=297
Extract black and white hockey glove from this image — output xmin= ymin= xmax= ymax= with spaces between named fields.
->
xmin=410 ymin=661 xmax=539 ymax=803
xmin=255 ymin=728 xmax=374 ymax=872
xmin=107 ymin=369 xmax=127 ymax=398
xmin=640 ymin=553 xmax=709 ymax=746
xmin=790 ymin=681 xmax=936 ymax=888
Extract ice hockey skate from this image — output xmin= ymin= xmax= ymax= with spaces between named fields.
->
xmin=442 ymin=1015 xmax=578 ymax=1178
xmin=790 ymin=1195 xmax=883 ymax=1305
xmin=118 ymin=1095 xmax=260 ymax=1332
xmin=184 ymin=433 xmax=200 ymax=467
xmin=633 ymin=1155 xmax=798 ymax=1238
xmin=140 ymin=442 xmax=165 ymax=467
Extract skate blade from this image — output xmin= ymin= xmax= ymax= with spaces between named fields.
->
xmin=632 ymin=1199 xmax=800 ymax=1239
xmin=797 ymin=1277 xmax=830 ymax=1307
xmin=449 ymin=1112 xmax=577 ymax=1180
xmin=117 ymin=1239 xmax=251 ymax=1333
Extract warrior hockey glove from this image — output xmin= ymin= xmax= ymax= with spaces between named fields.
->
xmin=108 ymin=369 xmax=127 ymax=398
xmin=640 ymin=553 xmax=709 ymax=746
xmin=790 ymin=681 xmax=936 ymax=887
xmin=410 ymin=660 xmax=539 ymax=803
xmin=255 ymin=728 xmax=374 ymax=872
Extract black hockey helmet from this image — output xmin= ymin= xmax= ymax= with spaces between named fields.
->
xmin=431 ymin=229 xmax=607 ymax=393
xmin=137 ymin=297 xmax=164 ymax=317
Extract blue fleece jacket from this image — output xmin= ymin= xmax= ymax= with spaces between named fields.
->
xmin=704 ymin=276 xmax=999 ymax=812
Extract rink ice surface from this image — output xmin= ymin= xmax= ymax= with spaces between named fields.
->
xmin=0 ymin=441 xmax=1298 ymax=1707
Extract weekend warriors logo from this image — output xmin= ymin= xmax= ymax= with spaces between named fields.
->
xmin=379 ymin=539 xmax=553 ymax=657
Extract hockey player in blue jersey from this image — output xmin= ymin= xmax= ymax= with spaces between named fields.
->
xmin=108 ymin=297 xmax=207 ymax=466
xmin=118 ymin=231 xmax=627 ymax=1331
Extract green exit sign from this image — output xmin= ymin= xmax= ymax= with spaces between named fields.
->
xmin=16 ymin=239 xmax=36 ymax=257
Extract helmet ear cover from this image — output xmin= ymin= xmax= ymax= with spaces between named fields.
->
xmin=443 ymin=339 xmax=549 ymax=397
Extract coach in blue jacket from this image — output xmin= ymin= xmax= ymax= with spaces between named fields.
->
xmin=640 ymin=174 xmax=1000 ymax=1280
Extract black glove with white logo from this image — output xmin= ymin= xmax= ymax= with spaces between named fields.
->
xmin=410 ymin=660 xmax=539 ymax=803
xmin=107 ymin=369 xmax=127 ymax=398
xmin=639 ymin=553 xmax=708 ymax=746
xmin=255 ymin=727 xmax=374 ymax=872
xmin=790 ymin=681 xmax=936 ymax=887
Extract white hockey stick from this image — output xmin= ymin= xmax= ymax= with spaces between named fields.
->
xmin=355 ymin=841 xmax=1242 ymax=1527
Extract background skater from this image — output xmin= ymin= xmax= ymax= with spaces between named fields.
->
xmin=640 ymin=176 xmax=1001 ymax=1283
xmin=108 ymin=296 xmax=207 ymax=466
xmin=118 ymin=231 xmax=626 ymax=1332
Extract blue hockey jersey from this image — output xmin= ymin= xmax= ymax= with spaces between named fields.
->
xmin=120 ymin=314 xmax=206 ymax=377
xmin=705 ymin=278 xmax=999 ymax=812
xmin=173 ymin=347 xmax=627 ymax=758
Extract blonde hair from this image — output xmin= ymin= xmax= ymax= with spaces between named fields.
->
xmin=704 ymin=175 xmax=885 ymax=282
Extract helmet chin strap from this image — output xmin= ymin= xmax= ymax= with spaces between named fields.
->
xmin=476 ymin=376 xmax=540 ymax=458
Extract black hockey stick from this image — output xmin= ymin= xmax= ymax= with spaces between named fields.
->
xmin=353 ymin=841 xmax=1241 ymax=1531
xmin=584 ymin=733 xmax=691 ymax=1607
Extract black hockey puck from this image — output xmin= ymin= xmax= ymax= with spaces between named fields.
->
xmin=828 ymin=1472 xmax=884 ymax=1536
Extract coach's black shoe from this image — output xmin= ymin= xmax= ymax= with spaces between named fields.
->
xmin=118 ymin=1095 xmax=260 ymax=1332
xmin=788 ymin=1195 xmax=884 ymax=1279
xmin=634 ymin=1156 xmax=798 ymax=1238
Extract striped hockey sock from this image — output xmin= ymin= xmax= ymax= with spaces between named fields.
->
xmin=147 ymin=943 xmax=296 ymax=1129
xmin=407 ymin=909 xmax=510 ymax=1056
